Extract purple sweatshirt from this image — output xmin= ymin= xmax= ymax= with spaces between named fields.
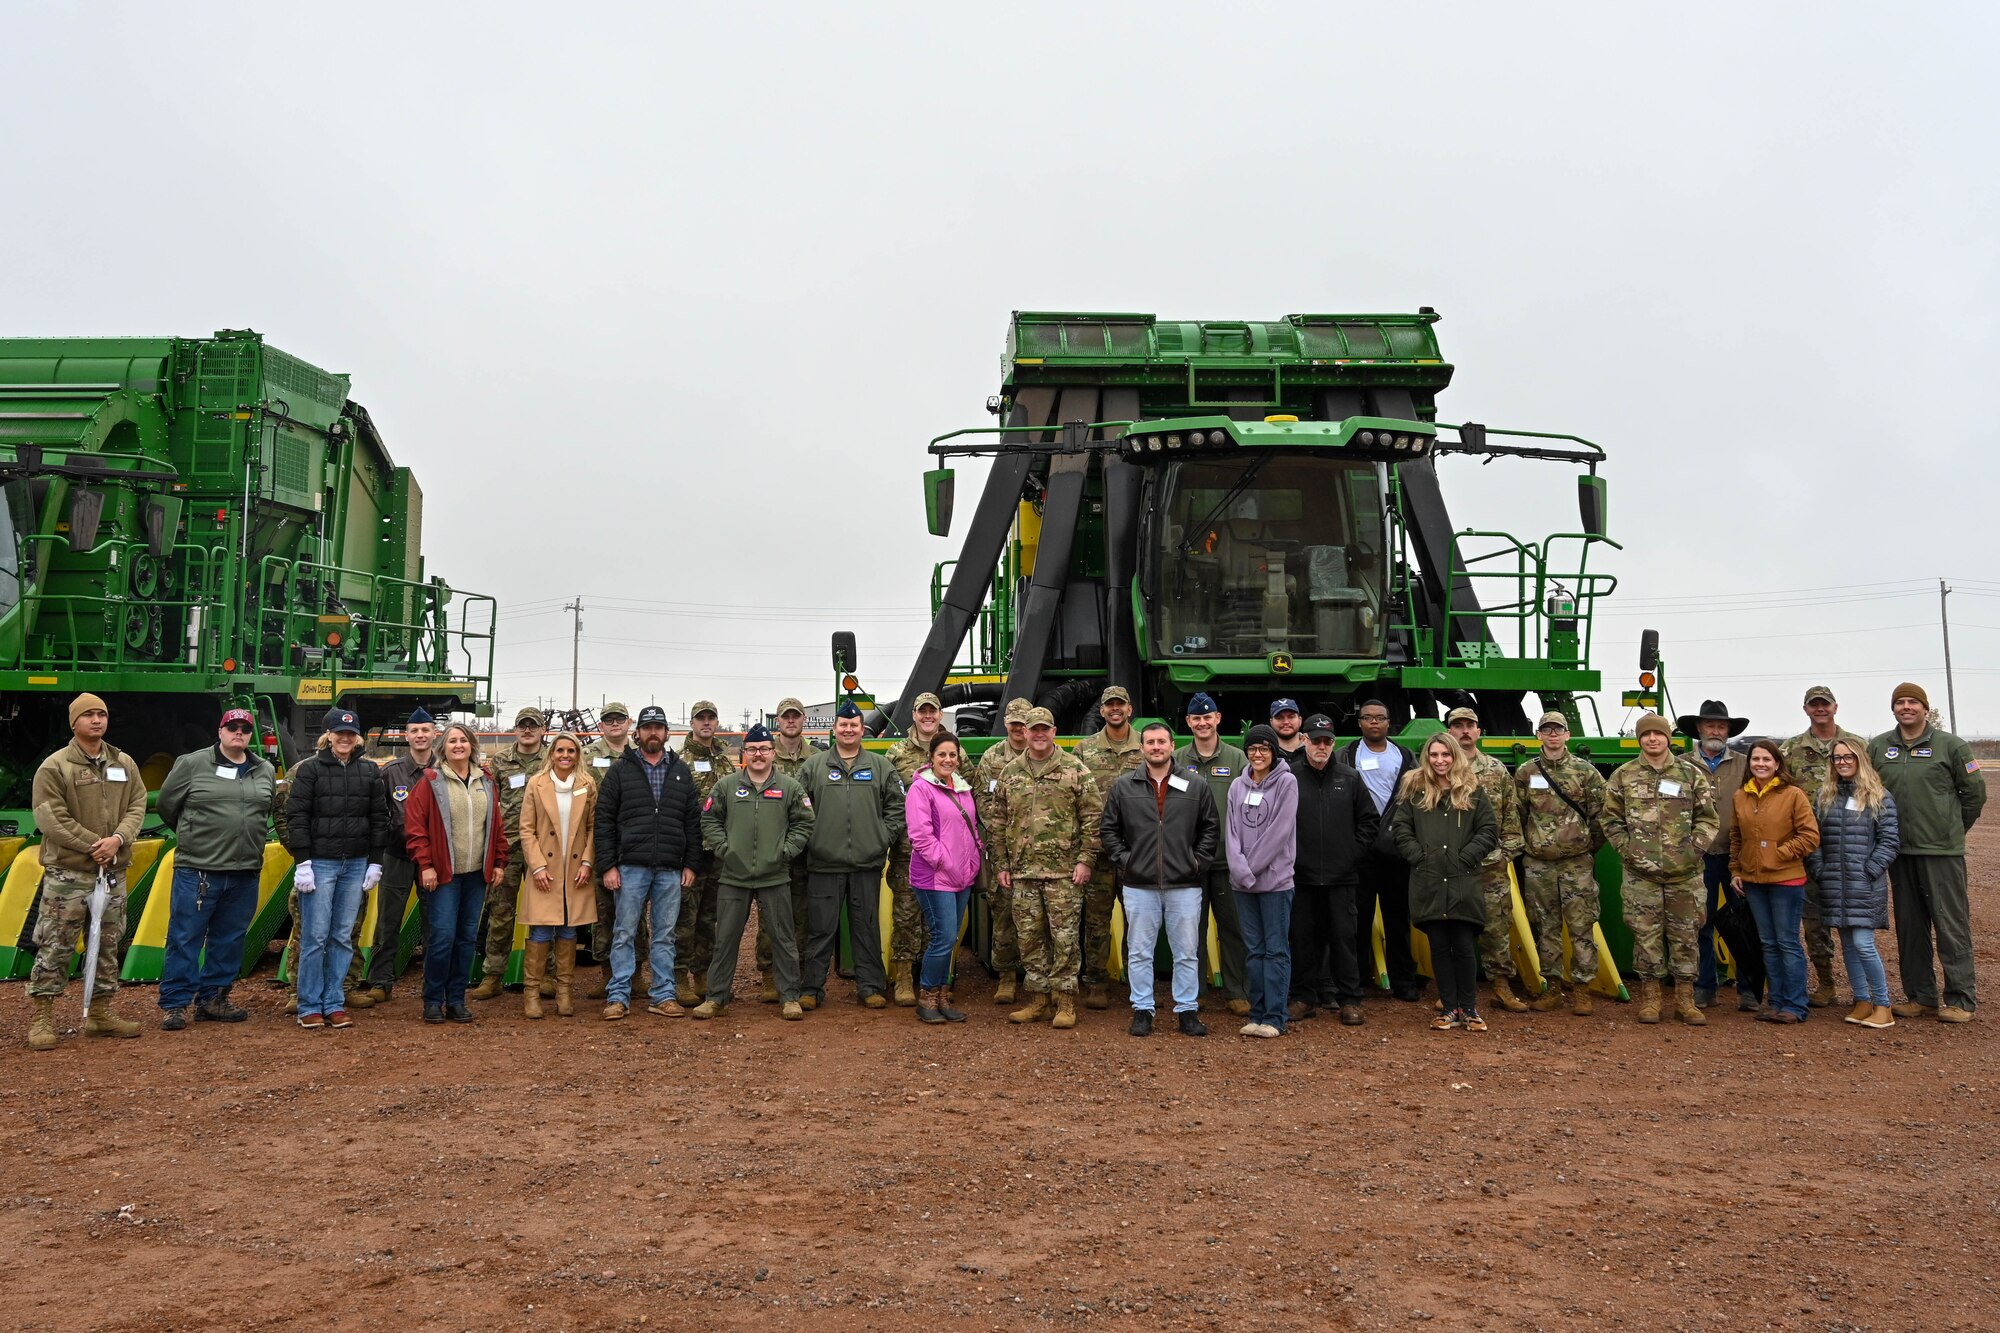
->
xmin=905 ymin=767 xmax=982 ymax=892
xmin=1225 ymin=762 xmax=1299 ymax=893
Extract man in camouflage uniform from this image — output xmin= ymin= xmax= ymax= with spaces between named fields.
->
xmin=25 ymin=693 xmax=149 ymax=1049
xmin=581 ymin=702 xmax=637 ymax=999
xmin=975 ymin=698 xmax=1032 ymax=1002
xmin=1781 ymin=684 xmax=1866 ymax=1006
xmin=678 ymin=701 xmax=737 ymax=1000
xmin=882 ymin=691 xmax=949 ymax=1004
xmin=991 ymin=706 xmax=1102 ymax=1029
xmin=471 ymin=706 xmax=549 ymax=999
xmin=1603 ymin=712 xmax=1719 ymax=1026
xmin=1446 ymin=707 xmax=1528 ymax=1012
xmin=1515 ymin=711 xmax=1609 ymax=1016
xmin=1072 ymin=685 xmax=1142 ymax=1009
xmin=758 ymin=698 xmax=816 ymax=1001
xmin=1175 ymin=692 xmax=1250 ymax=1015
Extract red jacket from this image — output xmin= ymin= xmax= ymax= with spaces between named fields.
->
xmin=402 ymin=765 xmax=508 ymax=884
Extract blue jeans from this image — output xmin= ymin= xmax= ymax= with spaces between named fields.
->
xmin=423 ymin=871 xmax=487 ymax=1007
xmin=914 ymin=888 xmax=969 ymax=990
xmin=1696 ymin=852 xmax=1729 ymax=992
xmin=610 ymin=865 xmax=681 ymax=1006
xmin=159 ymin=866 xmax=260 ymax=1011
xmin=1123 ymin=885 xmax=1203 ymax=1014
xmin=1747 ymin=883 xmax=1808 ymax=1019
xmin=1235 ymin=889 xmax=1294 ymax=1031
xmin=527 ymin=925 xmax=577 ymax=943
xmin=296 ymin=857 xmax=366 ymax=1017
xmin=1839 ymin=926 xmax=1890 ymax=1006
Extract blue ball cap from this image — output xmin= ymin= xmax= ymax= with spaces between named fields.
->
xmin=743 ymin=723 xmax=774 ymax=745
xmin=324 ymin=708 xmax=361 ymax=735
xmin=1270 ymin=698 xmax=1301 ymax=719
xmin=406 ymin=706 xmax=434 ymax=726
xmin=1187 ymin=692 xmax=1220 ymax=717
xmin=835 ymin=701 xmax=863 ymax=719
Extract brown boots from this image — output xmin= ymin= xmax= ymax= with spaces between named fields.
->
xmin=1674 ymin=983 xmax=1707 ymax=1026
xmin=84 ymin=997 xmax=142 ymax=1039
xmin=994 ymin=974 xmax=1018 ymax=1005
xmin=470 ymin=972 xmax=505 ymax=1001
xmin=1530 ymin=979 xmax=1566 ymax=1012
xmin=27 ymin=996 xmax=57 ymax=1051
xmin=893 ymin=963 xmax=918 ymax=1007
xmin=1490 ymin=975 xmax=1530 ymax=1013
xmin=1051 ymin=993 xmax=1078 ymax=1030
xmin=1008 ymin=992 xmax=1050 ymax=1024
xmin=553 ymin=940 xmax=577 ymax=1017
xmin=1636 ymin=977 xmax=1662 ymax=1024
xmin=1082 ymin=982 xmax=1110 ymax=1010
xmin=522 ymin=942 xmax=548 ymax=1019
xmin=1571 ymin=981 xmax=1594 ymax=1016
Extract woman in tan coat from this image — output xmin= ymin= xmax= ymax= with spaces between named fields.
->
xmin=518 ymin=733 xmax=598 ymax=1018
xmin=1729 ymin=738 xmax=1820 ymax=1024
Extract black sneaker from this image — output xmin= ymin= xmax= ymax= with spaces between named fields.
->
xmin=423 ymin=1003 xmax=446 ymax=1024
xmin=161 ymin=1007 xmax=189 ymax=1031
xmin=196 ymin=996 xmax=248 ymax=1023
xmin=1128 ymin=1009 xmax=1154 ymax=1037
xmin=446 ymin=1003 xmax=475 ymax=1024
xmin=1177 ymin=1012 xmax=1208 ymax=1038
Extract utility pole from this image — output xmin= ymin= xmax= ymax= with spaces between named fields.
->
xmin=564 ymin=596 xmax=583 ymax=712
xmin=1940 ymin=579 xmax=1957 ymax=733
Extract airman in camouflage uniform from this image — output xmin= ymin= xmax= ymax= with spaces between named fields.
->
xmin=757 ymin=697 xmax=815 ymax=999
xmin=975 ymin=698 xmax=1032 ymax=1001
xmin=991 ymin=706 xmax=1102 ymax=1029
xmin=582 ymin=702 xmax=638 ymax=998
xmin=1446 ymin=708 xmax=1528 ymax=1011
xmin=1515 ymin=712 xmax=1609 ymax=1015
xmin=678 ymin=701 xmax=737 ymax=998
xmin=1072 ymin=685 xmax=1142 ymax=1009
xmin=1781 ymin=684 xmax=1866 ymax=1004
xmin=883 ymin=691 xmax=949 ymax=1004
xmin=471 ymin=706 xmax=549 ymax=999
xmin=1603 ymin=713 xmax=1719 ymax=1025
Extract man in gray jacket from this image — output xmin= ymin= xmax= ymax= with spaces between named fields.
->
xmin=1100 ymin=722 xmax=1220 ymax=1038
xmin=156 ymin=708 xmax=278 ymax=1029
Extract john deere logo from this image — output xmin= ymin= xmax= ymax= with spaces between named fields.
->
xmin=1269 ymin=652 xmax=1294 ymax=674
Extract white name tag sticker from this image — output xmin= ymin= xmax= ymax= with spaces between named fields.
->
xmin=1658 ymin=779 xmax=1682 ymax=797
xmin=106 ymin=766 xmax=129 ymax=782
xmin=509 ymin=774 xmax=527 ymax=789
xmin=593 ymin=757 xmax=611 ymax=768
xmin=215 ymin=765 xmax=239 ymax=780
xmin=1168 ymin=774 xmax=1190 ymax=791
xmin=694 ymin=760 xmax=713 ymax=773
xmin=1359 ymin=757 xmax=1380 ymax=771
xmin=988 ymin=779 xmax=998 ymax=793
xmin=1245 ymin=791 xmax=1264 ymax=806
xmin=1847 ymin=796 xmax=1862 ymax=812
xmin=1529 ymin=774 xmax=1550 ymax=790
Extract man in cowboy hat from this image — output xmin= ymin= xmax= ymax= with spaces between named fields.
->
xmin=1676 ymin=700 xmax=1751 ymax=1010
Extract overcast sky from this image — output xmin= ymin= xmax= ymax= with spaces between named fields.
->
xmin=5 ymin=3 xmax=1996 ymax=737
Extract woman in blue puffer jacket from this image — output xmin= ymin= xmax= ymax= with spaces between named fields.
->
xmin=1805 ymin=737 xmax=1900 ymax=1029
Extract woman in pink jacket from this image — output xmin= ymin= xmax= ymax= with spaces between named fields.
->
xmin=904 ymin=732 xmax=982 ymax=1025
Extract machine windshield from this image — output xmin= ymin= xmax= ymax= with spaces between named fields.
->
xmin=1142 ymin=455 xmax=1387 ymax=660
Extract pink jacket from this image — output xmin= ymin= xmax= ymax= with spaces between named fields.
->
xmin=905 ymin=767 xmax=982 ymax=891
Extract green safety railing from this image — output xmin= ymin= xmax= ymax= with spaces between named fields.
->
xmin=1437 ymin=531 xmax=1619 ymax=670
xmin=251 ymin=554 xmax=495 ymax=686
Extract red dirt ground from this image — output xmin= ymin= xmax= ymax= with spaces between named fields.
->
xmin=4 ymin=826 xmax=1996 ymax=1331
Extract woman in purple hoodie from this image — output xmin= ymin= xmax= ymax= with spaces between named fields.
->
xmin=1226 ymin=724 xmax=1300 ymax=1039
xmin=904 ymin=732 xmax=983 ymax=1025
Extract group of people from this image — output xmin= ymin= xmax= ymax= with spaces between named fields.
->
xmin=17 ymin=678 xmax=1983 ymax=1048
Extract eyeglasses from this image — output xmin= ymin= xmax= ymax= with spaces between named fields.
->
xmin=1833 ymin=754 xmax=1859 ymax=764
xmin=222 ymin=722 xmax=254 ymax=734
xmin=1358 ymin=714 xmax=1389 ymax=724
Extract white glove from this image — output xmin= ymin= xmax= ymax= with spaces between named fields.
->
xmin=362 ymin=864 xmax=383 ymax=891
xmin=294 ymin=862 xmax=316 ymax=894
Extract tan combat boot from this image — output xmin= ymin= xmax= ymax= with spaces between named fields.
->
xmin=1491 ymin=975 xmax=1530 ymax=1013
xmin=1008 ymin=992 xmax=1051 ymax=1024
xmin=994 ymin=974 xmax=1018 ymax=1005
xmin=553 ymin=941 xmax=577 ymax=1017
xmin=470 ymin=972 xmax=505 ymax=1001
xmin=586 ymin=966 xmax=609 ymax=1001
xmin=1051 ymin=992 xmax=1078 ymax=1029
xmin=1082 ymin=982 xmax=1110 ymax=1010
xmin=1530 ymin=979 xmax=1566 ymax=1012
xmin=759 ymin=976 xmax=781 ymax=1004
xmin=84 ymin=997 xmax=141 ymax=1039
xmin=1674 ymin=984 xmax=1706 ymax=1026
xmin=521 ymin=941 xmax=549 ymax=1020
xmin=27 ymin=996 xmax=57 ymax=1051
xmin=1636 ymin=977 xmax=1662 ymax=1024
xmin=678 ymin=969 xmax=702 ymax=1003
xmin=1571 ymin=980 xmax=1595 ymax=1016
xmin=893 ymin=963 xmax=917 ymax=1007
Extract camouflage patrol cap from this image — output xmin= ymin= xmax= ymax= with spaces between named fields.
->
xmin=514 ymin=706 xmax=546 ymax=726
xmin=1024 ymin=706 xmax=1057 ymax=729
xmin=691 ymin=700 xmax=719 ymax=719
xmin=1634 ymin=713 xmax=1672 ymax=739
xmin=1099 ymin=685 xmax=1132 ymax=706
xmin=1003 ymin=698 xmax=1033 ymax=723
xmin=1444 ymin=706 xmax=1480 ymax=725
xmin=600 ymin=701 xmax=630 ymax=721
xmin=775 ymin=697 xmax=806 ymax=717
xmin=912 ymin=692 xmax=942 ymax=711
xmin=1536 ymin=711 xmax=1570 ymax=731
xmin=1802 ymin=685 xmax=1836 ymax=705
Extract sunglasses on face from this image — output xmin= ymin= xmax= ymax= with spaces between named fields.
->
xmin=222 ymin=722 xmax=254 ymax=734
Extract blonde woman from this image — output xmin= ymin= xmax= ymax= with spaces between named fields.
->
xmin=403 ymin=723 xmax=507 ymax=1024
xmin=1806 ymin=739 xmax=1900 ymax=1028
xmin=519 ymin=733 xmax=599 ymax=1019
xmin=1391 ymin=734 xmax=1498 ymax=1031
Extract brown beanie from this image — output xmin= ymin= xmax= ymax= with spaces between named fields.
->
xmin=1891 ymin=682 xmax=1930 ymax=709
xmin=1634 ymin=712 xmax=1672 ymax=740
xmin=68 ymin=693 xmax=108 ymax=725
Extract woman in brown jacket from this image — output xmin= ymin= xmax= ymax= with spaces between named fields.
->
xmin=518 ymin=733 xmax=598 ymax=1018
xmin=1728 ymin=738 xmax=1820 ymax=1023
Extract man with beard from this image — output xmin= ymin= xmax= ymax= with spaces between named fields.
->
xmin=595 ymin=705 xmax=702 ymax=1020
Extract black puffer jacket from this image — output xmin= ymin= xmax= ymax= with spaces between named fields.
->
xmin=283 ymin=749 xmax=390 ymax=863
xmin=1805 ymin=785 xmax=1900 ymax=929
xmin=1294 ymin=756 xmax=1380 ymax=887
xmin=594 ymin=746 xmax=702 ymax=871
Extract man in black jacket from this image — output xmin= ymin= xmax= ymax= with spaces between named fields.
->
xmin=594 ymin=705 xmax=703 ymax=1021
xmin=1295 ymin=714 xmax=1381 ymax=1024
xmin=1100 ymin=722 xmax=1220 ymax=1037
xmin=1337 ymin=700 xmax=1421 ymax=1004
xmin=282 ymin=708 xmax=389 ymax=1030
